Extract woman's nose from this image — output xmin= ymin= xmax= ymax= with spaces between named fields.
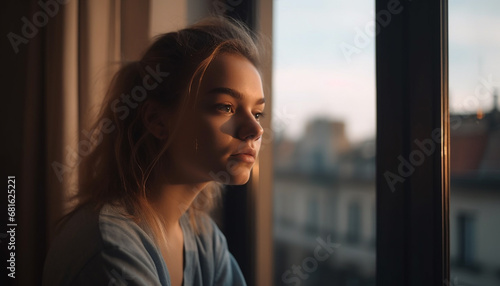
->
xmin=237 ymin=112 xmax=264 ymax=141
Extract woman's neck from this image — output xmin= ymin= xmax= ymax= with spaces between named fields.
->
xmin=149 ymin=180 xmax=209 ymax=231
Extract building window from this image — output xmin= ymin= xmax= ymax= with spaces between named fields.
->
xmin=456 ymin=213 xmax=477 ymax=269
xmin=347 ymin=202 xmax=362 ymax=244
xmin=306 ymin=197 xmax=319 ymax=234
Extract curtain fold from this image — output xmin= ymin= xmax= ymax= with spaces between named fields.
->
xmin=17 ymin=1 xmax=142 ymax=284
xmin=19 ymin=1 xmax=79 ymax=285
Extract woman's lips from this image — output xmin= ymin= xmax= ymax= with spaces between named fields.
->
xmin=230 ymin=153 xmax=255 ymax=163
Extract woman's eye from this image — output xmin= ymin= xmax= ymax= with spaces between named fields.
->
xmin=255 ymin=112 xmax=265 ymax=121
xmin=216 ymin=104 xmax=234 ymax=113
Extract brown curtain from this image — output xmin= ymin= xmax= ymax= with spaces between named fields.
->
xmin=2 ymin=1 xmax=151 ymax=285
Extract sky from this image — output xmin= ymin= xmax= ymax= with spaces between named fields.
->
xmin=448 ymin=0 xmax=500 ymax=113
xmin=272 ymin=0 xmax=500 ymax=143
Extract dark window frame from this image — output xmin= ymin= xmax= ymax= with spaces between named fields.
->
xmin=376 ymin=0 xmax=450 ymax=286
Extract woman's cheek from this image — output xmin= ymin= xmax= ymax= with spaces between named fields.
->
xmin=197 ymin=122 xmax=225 ymax=152
xmin=202 ymin=114 xmax=232 ymax=136
xmin=256 ymin=138 xmax=262 ymax=151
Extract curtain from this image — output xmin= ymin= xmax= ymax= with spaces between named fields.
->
xmin=13 ymin=1 xmax=150 ymax=284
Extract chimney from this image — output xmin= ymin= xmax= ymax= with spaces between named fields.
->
xmin=494 ymin=88 xmax=499 ymax=112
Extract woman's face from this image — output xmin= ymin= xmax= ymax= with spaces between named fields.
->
xmin=164 ymin=53 xmax=265 ymax=185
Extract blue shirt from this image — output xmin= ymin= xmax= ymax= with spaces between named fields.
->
xmin=42 ymin=203 xmax=246 ymax=286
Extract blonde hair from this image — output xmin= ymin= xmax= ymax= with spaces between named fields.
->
xmin=61 ymin=16 xmax=262 ymax=248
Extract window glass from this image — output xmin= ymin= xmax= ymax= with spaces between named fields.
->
xmin=449 ymin=1 xmax=500 ymax=285
xmin=273 ymin=0 xmax=376 ymax=285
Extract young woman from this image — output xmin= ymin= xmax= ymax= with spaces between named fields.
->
xmin=42 ymin=16 xmax=265 ymax=286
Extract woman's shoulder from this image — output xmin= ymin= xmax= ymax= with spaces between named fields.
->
xmin=42 ymin=203 xmax=165 ymax=286
xmin=98 ymin=203 xmax=156 ymax=247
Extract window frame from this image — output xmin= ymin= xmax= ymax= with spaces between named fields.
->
xmin=376 ymin=0 xmax=450 ymax=285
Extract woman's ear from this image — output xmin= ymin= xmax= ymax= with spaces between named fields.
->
xmin=142 ymin=100 xmax=170 ymax=139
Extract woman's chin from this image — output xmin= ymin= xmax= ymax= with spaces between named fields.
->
xmin=228 ymin=172 xmax=252 ymax=185
xmin=205 ymin=159 xmax=254 ymax=185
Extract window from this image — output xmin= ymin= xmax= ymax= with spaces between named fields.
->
xmin=273 ymin=1 xmax=376 ymax=285
xmin=449 ymin=1 xmax=500 ymax=284
xmin=346 ymin=202 xmax=362 ymax=244
xmin=456 ymin=214 xmax=476 ymax=268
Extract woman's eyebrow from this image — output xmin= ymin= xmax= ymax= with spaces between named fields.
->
xmin=207 ymin=87 xmax=265 ymax=105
